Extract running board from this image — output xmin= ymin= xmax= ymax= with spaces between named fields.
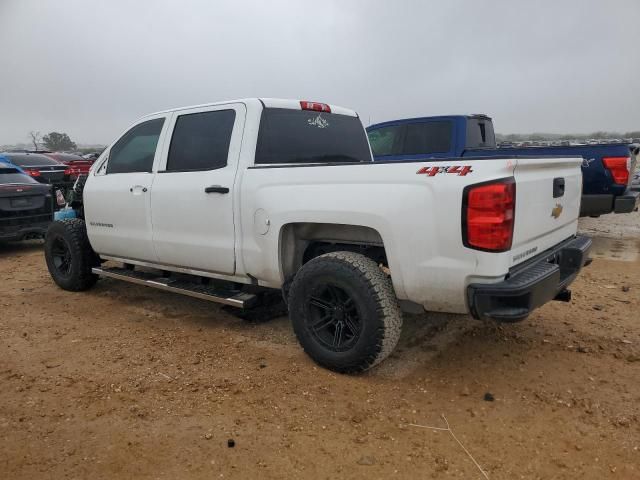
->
xmin=92 ymin=267 xmax=257 ymax=308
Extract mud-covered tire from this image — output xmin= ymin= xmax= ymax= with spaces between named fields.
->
xmin=44 ymin=219 xmax=99 ymax=291
xmin=288 ymin=251 xmax=402 ymax=373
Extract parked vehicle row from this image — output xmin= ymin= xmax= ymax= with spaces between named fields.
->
xmin=366 ymin=115 xmax=639 ymax=217
xmin=0 ymin=151 xmax=96 ymax=210
xmin=42 ymin=152 xmax=95 ymax=178
xmin=43 ymin=98 xmax=592 ymax=374
xmin=0 ymin=159 xmax=55 ymax=241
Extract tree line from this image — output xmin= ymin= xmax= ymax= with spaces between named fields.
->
xmin=28 ymin=131 xmax=77 ymax=151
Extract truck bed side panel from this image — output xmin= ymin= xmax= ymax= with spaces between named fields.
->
xmin=237 ymin=157 xmax=577 ymax=314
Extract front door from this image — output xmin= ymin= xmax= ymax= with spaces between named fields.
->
xmin=84 ymin=115 xmax=168 ymax=262
xmin=150 ymin=103 xmax=245 ymax=274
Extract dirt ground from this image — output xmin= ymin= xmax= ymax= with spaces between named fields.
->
xmin=1 ymin=213 xmax=639 ymax=479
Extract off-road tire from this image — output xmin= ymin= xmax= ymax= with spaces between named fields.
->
xmin=44 ymin=219 xmax=99 ymax=291
xmin=288 ymin=251 xmax=402 ymax=373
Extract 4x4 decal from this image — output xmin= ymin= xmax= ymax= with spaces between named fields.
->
xmin=416 ymin=165 xmax=473 ymax=176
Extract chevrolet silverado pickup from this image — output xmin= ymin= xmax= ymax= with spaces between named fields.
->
xmin=367 ymin=115 xmax=639 ymax=217
xmin=43 ymin=98 xmax=591 ymax=373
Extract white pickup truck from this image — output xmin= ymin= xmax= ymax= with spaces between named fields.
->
xmin=44 ymin=98 xmax=592 ymax=373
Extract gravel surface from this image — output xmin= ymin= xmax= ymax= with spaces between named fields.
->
xmin=1 ymin=211 xmax=639 ymax=479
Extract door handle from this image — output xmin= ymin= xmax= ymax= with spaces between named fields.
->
xmin=205 ymin=185 xmax=229 ymax=194
xmin=553 ymin=177 xmax=565 ymax=198
xmin=129 ymin=186 xmax=148 ymax=193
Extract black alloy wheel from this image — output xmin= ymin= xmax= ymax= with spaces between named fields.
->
xmin=307 ymin=283 xmax=362 ymax=352
xmin=50 ymin=236 xmax=73 ymax=277
xmin=288 ymin=251 xmax=403 ymax=373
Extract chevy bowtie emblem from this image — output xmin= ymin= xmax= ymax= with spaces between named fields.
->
xmin=551 ymin=203 xmax=563 ymax=219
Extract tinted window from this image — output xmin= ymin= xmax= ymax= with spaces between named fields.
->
xmin=255 ymin=108 xmax=371 ymax=164
xmin=4 ymin=153 xmax=62 ymax=167
xmin=403 ymin=121 xmax=452 ymax=155
xmin=367 ymin=125 xmax=403 ymax=156
xmin=47 ymin=153 xmax=85 ymax=162
xmin=107 ymin=118 xmax=164 ymax=174
xmin=166 ymin=110 xmax=235 ymax=171
xmin=0 ymin=167 xmax=38 ymax=184
xmin=465 ymin=118 xmax=496 ymax=148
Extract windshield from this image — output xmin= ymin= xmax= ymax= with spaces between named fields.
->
xmin=0 ymin=167 xmax=38 ymax=184
xmin=255 ymin=108 xmax=371 ymax=164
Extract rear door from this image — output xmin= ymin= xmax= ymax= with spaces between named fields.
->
xmin=150 ymin=103 xmax=245 ymax=274
xmin=84 ymin=114 xmax=169 ymax=261
xmin=511 ymin=156 xmax=583 ymax=265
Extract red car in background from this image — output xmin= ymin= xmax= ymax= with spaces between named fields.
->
xmin=42 ymin=152 xmax=94 ymax=179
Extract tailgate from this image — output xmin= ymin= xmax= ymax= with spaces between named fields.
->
xmin=511 ymin=156 xmax=582 ymax=267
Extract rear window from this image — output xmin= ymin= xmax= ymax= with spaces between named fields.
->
xmin=367 ymin=121 xmax=453 ymax=156
xmin=3 ymin=154 xmax=62 ymax=167
xmin=48 ymin=153 xmax=85 ymax=162
xmin=0 ymin=167 xmax=37 ymax=184
xmin=466 ymin=118 xmax=496 ymax=148
xmin=255 ymin=108 xmax=371 ymax=164
xmin=402 ymin=121 xmax=452 ymax=155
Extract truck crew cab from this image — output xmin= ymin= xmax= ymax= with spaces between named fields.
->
xmin=44 ymin=98 xmax=591 ymax=373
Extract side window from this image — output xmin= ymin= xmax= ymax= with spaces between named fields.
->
xmin=466 ymin=119 xmax=496 ymax=148
xmin=402 ymin=121 xmax=452 ymax=155
xmin=107 ymin=118 xmax=164 ymax=174
xmin=166 ymin=110 xmax=236 ymax=172
xmin=367 ymin=125 xmax=403 ymax=156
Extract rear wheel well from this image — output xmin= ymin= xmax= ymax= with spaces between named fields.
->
xmin=302 ymin=242 xmax=387 ymax=266
xmin=279 ymin=223 xmax=388 ymax=285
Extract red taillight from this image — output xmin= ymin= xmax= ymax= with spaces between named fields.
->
xmin=463 ymin=179 xmax=515 ymax=252
xmin=602 ymin=156 xmax=630 ymax=185
xmin=300 ymin=101 xmax=331 ymax=113
xmin=25 ymin=168 xmax=41 ymax=177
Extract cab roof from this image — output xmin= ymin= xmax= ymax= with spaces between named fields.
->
xmin=146 ymin=98 xmax=358 ymax=118
xmin=368 ymin=114 xmax=492 ymax=131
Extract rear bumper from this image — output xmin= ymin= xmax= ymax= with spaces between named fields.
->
xmin=467 ymin=235 xmax=592 ymax=322
xmin=613 ymin=189 xmax=639 ymax=213
xmin=580 ymin=189 xmax=640 ymax=216
xmin=580 ymin=194 xmax=613 ymax=217
xmin=0 ymin=222 xmax=50 ymax=241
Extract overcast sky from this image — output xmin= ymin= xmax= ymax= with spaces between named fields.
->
xmin=0 ymin=0 xmax=638 ymax=145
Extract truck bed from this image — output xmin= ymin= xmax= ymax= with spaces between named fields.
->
xmin=464 ymin=143 xmax=637 ymax=216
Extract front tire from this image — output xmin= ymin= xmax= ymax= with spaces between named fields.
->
xmin=288 ymin=251 xmax=402 ymax=373
xmin=44 ymin=219 xmax=99 ymax=291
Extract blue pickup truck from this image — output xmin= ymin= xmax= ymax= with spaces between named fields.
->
xmin=366 ymin=115 xmax=639 ymax=217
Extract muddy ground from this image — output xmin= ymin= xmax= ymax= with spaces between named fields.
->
xmin=1 ymin=213 xmax=639 ymax=479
